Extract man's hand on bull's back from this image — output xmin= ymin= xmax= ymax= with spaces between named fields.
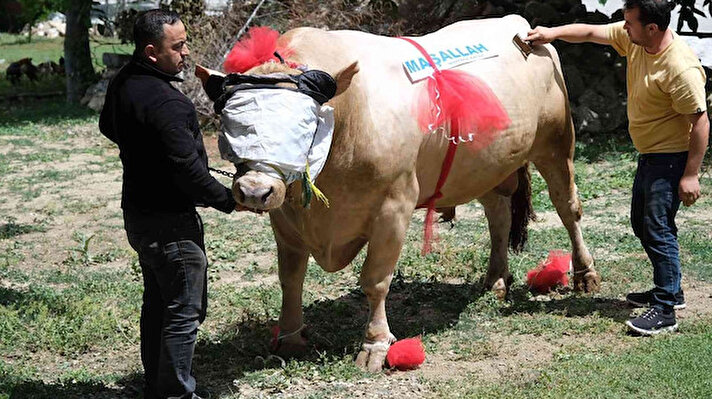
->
xmin=679 ymin=174 xmax=701 ymax=206
xmin=526 ymin=26 xmax=556 ymax=45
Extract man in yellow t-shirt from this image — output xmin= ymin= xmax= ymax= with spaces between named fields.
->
xmin=526 ymin=0 xmax=709 ymax=336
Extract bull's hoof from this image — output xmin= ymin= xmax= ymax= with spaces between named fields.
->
xmin=274 ymin=341 xmax=308 ymax=358
xmin=491 ymin=278 xmax=507 ymax=301
xmin=574 ymin=269 xmax=601 ymax=293
xmin=355 ymin=334 xmax=396 ymax=373
xmin=271 ymin=325 xmax=308 ymax=358
xmin=485 ymin=274 xmax=512 ymax=300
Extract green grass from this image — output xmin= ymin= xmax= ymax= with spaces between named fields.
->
xmin=0 ymin=33 xmax=133 ymax=98
xmin=430 ymin=320 xmax=712 ymax=398
xmin=0 ymin=98 xmax=97 ymax=137
xmin=0 ymin=33 xmax=132 ymax=70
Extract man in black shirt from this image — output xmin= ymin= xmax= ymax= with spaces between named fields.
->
xmin=99 ymin=9 xmax=236 ymax=399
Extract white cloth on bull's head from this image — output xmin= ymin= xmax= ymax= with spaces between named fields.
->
xmin=218 ymin=88 xmax=334 ymax=184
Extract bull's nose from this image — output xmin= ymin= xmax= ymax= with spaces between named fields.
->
xmin=239 ymin=185 xmax=274 ymax=207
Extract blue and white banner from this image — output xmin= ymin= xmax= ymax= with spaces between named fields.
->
xmin=401 ymin=40 xmax=498 ymax=82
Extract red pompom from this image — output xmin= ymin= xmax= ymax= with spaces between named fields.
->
xmin=223 ymin=26 xmax=293 ymax=73
xmin=526 ymin=251 xmax=572 ymax=294
xmin=415 ymin=69 xmax=510 ymax=151
xmin=386 ymin=337 xmax=426 ymax=370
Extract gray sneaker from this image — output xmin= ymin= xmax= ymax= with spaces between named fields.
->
xmin=625 ymin=289 xmax=686 ymax=310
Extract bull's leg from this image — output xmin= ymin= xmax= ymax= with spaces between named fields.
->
xmin=270 ymin=213 xmax=310 ymax=356
xmin=355 ymin=195 xmax=414 ymax=372
xmin=532 ymin=155 xmax=600 ymax=293
xmin=479 ymin=191 xmax=512 ymax=300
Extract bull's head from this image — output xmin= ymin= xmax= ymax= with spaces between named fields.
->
xmin=196 ymin=60 xmax=359 ymax=212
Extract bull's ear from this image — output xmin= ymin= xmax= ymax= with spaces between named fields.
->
xmin=334 ymin=61 xmax=359 ymax=97
xmin=195 ymin=64 xmax=211 ymax=86
xmin=195 ymin=64 xmax=225 ymax=86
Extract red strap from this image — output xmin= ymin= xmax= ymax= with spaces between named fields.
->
xmin=399 ymin=37 xmax=441 ymax=75
xmin=399 ymin=36 xmax=459 ymax=254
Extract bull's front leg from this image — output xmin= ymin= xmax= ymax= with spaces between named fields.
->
xmin=270 ymin=213 xmax=310 ymax=357
xmin=355 ymin=193 xmax=415 ymax=372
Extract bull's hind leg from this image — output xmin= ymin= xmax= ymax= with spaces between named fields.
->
xmin=479 ymin=191 xmax=512 ymax=300
xmin=532 ymin=126 xmax=600 ymax=292
xmin=355 ymin=189 xmax=416 ymax=372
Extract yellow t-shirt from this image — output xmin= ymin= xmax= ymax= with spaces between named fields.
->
xmin=607 ymin=21 xmax=706 ymax=154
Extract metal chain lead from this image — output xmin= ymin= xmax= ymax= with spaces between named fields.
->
xmin=208 ymin=167 xmax=235 ymax=179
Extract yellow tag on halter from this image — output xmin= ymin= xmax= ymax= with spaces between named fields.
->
xmin=305 ymin=161 xmax=329 ymax=208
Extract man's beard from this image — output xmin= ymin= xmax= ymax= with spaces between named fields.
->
xmin=176 ymin=57 xmax=190 ymax=78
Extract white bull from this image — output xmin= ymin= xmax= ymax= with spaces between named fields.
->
xmin=219 ymin=15 xmax=601 ymax=371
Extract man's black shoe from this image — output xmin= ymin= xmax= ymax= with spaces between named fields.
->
xmin=625 ymin=307 xmax=678 ymax=335
xmin=626 ymin=289 xmax=686 ymax=310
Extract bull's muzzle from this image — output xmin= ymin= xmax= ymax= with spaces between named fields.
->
xmin=233 ymin=170 xmax=286 ymax=210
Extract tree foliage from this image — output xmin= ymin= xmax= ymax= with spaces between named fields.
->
xmin=17 ymin=0 xmax=65 ymax=41
xmin=599 ymin=0 xmax=712 ymax=34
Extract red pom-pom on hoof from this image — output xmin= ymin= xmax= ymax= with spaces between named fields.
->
xmin=386 ymin=337 xmax=426 ymax=370
xmin=526 ymin=250 xmax=572 ymax=294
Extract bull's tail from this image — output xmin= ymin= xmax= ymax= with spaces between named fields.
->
xmin=509 ymin=163 xmax=535 ymax=253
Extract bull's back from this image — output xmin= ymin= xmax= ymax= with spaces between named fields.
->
xmin=281 ymin=15 xmax=567 ymax=209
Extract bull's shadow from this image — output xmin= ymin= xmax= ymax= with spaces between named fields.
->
xmin=503 ymin=285 xmax=632 ymax=322
xmin=193 ymin=277 xmax=480 ymax=395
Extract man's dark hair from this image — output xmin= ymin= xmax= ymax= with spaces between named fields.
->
xmin=624 ymin=0 xmax=675 ymax=30
xmin=133 ymin=9 xmax=181 ymax=53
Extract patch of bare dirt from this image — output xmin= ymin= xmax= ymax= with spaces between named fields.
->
xmin=677 ymin=281 xmax=712 ymax=322
xmin=212 ymin=252 xmax=279 ymax=290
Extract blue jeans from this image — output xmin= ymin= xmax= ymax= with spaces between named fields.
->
xmin=125 ymin=210 xmax=208 ymax=399
xmin=630 ymin=152 xmax=687 ymax=311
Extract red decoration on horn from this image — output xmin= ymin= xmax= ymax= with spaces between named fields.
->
xmin=224 ymin=26 xmax=294 ymax=73
xmin=526 ymin=251 xmax=572 ymax=294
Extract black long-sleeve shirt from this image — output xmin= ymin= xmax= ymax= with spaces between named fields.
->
xmin=99 ymin=57 xmax=236 ymax=214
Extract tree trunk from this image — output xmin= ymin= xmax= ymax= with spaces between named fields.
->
xmin=27 ymin=18 xmax=33 ymax=43
xmin=64 ymin=0 xmax=95 ymax=103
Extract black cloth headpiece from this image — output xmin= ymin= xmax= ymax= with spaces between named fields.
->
xmin=206 ymin=69 xmax=337 ymax=114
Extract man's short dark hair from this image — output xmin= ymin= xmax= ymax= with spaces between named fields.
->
xmin=624 ymin=0 xmax=675 ymax=30
xmin=133 ymin=9 xmax=181 ymax=52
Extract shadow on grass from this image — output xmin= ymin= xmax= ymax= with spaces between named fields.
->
xmin=0 ymin=219 xmax=47 ymax=239
xmin=503 ymin=285 xmax=632 ymax=322
xmin=2 ymin=372 xmax=143 ymax=399
xmin=193 ymin=278 xmax=480 ymax=395
xmin=0 ymin=97 xmax=95 ymax=127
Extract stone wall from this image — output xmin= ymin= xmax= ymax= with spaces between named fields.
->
xmin=81 ymin=53 xmax=132 ymax=112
